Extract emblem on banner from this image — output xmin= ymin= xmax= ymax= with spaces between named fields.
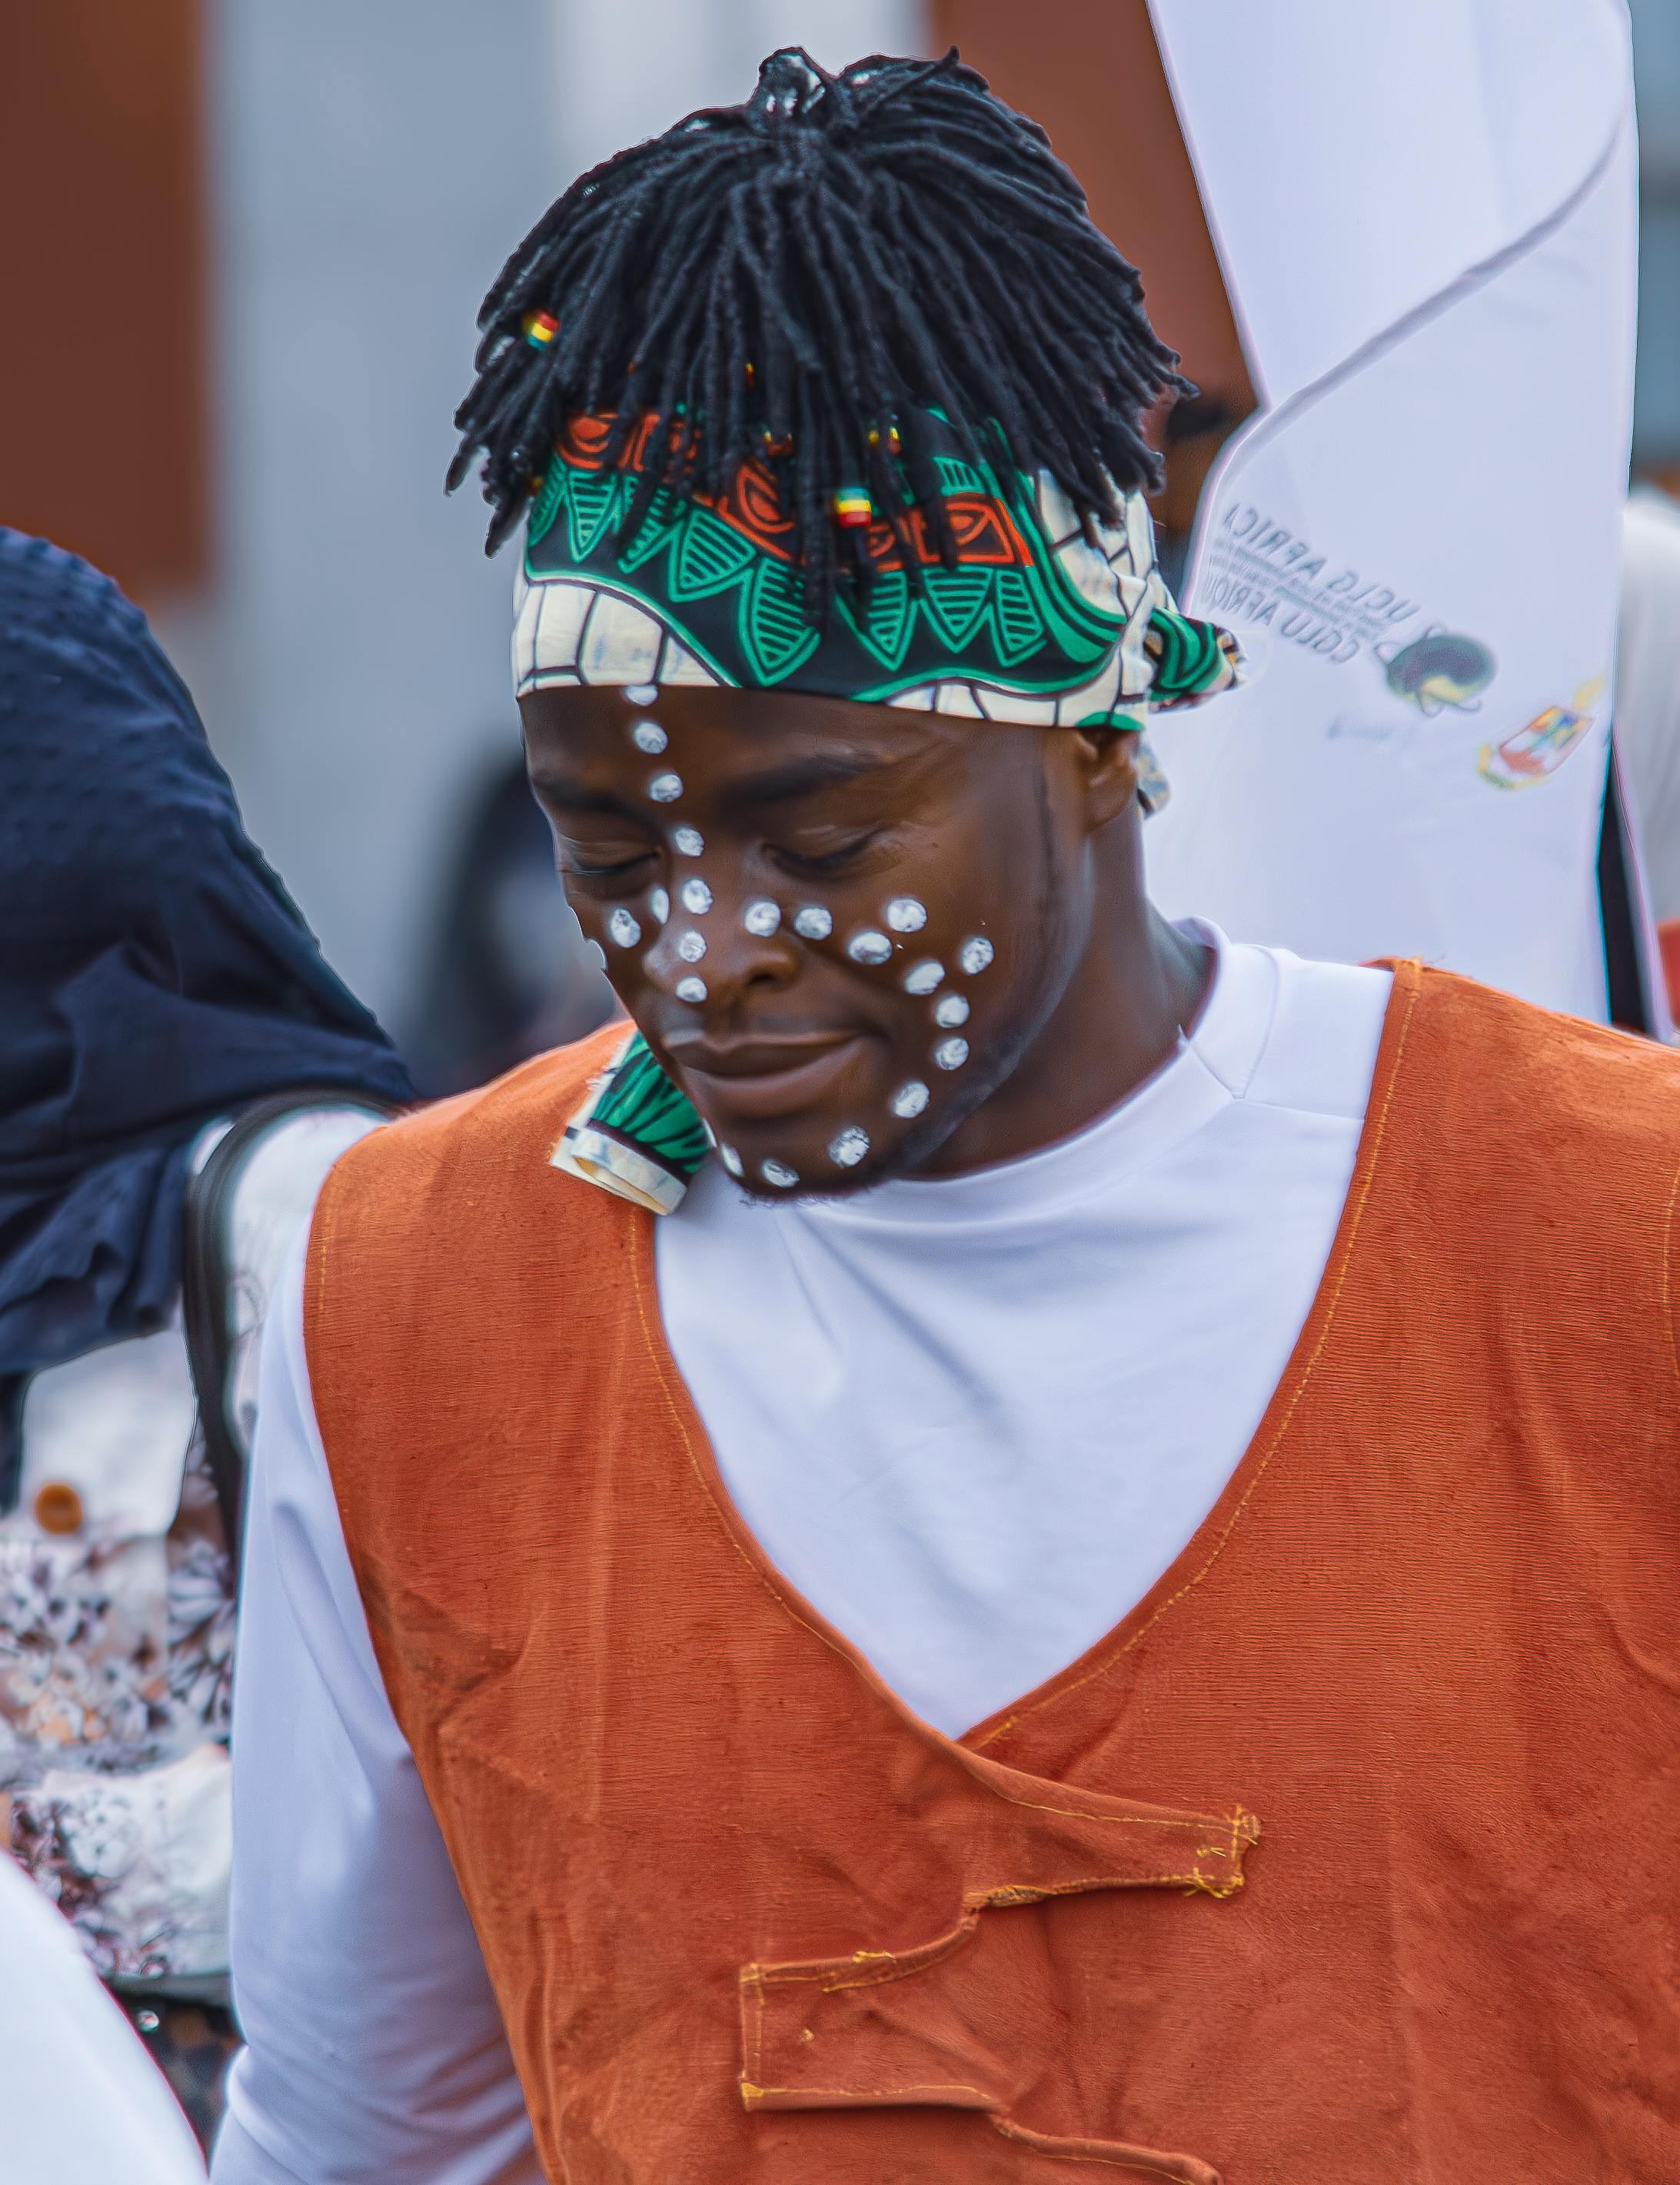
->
xmin=1476 ymin=677 xmax=1604 ymax=790
xmin=1379 ymin=629 xmax=1497 ymax=716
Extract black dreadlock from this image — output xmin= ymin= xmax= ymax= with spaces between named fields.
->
xmin=449 ymin=47 xmax=1192 ymax=611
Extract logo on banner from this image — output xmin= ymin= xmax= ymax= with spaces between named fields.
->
xmin=1476 ymin=677 xmax=1604 ymax=790
xmin=1378 ymin=630 xmax=1497 ymax=716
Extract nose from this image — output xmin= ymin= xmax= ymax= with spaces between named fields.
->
xmin=641 ymin=873 xmax=800 ymax=1012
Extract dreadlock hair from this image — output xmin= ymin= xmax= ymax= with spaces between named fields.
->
xmin=450 ymin=47 xmax=1193 ymax=613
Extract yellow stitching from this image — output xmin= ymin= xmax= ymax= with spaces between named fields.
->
xmin=746 ymin=2080 xmax=992 ymax=2101
xmin=972 ymin=964 xmax=1425 ymax=1748
xmin=990 ymin=2116 xmax=1213 ymax=2183
xmin=1661 ymin=1153 xmax=1680 ymax=1404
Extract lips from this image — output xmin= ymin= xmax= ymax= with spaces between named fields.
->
xmin=667 ymin=1033 xmax=867 ymax=1120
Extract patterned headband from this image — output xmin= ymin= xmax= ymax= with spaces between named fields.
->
xmin=513 ymin=408 xmax=1240 ymax=813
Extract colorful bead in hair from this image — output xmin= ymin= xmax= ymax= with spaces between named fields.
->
xmin=523 ymin=310 xmax=560 ymax=350
xmin=832 ymin=486 xmax=873 ymax=530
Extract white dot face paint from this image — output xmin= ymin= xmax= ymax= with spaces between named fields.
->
xmin=901 ymin=958 xmax=943 ymax=996
xmin=679 ymin=878 xmax=713 ymax=915
xmin=744 ymin=899 xmax=781 ymax=936
xmin=677 ymin=930 xmax=707 ymax=963
xmin=586 ymin=940 xmax=607 ymax=970
xmin=675 ymin=975 xmax=707 ymax=1004
xmin=606 ymin=908 xmax=642 ymax=949
xmin=958 ymin=936 xmax=994 ymax=976
xmin=672 ymin=826 xmax=704 ymax=857
xmin=885 ymin=896 xmax=927 ymax=933
xmin=793 ymin=906 xmax=833 ymax=940
xmin=760 ymin=1159 xmax=800 ymax=1189
xmin=719 ymin=1144 xmax=744 ymax=1177
xmin=647 ymin=773 xmax=684 ymax=803
xmin=828 ymin=1126 xmax=870 ymax=1168
xmin=933 ymin=993 xmax=970 ymax=1027
xmin=624 ymin=683 xmax=658 ymax=706
xmin=847 ymin=930 xmax=893 ymax=966
xmin=631 ymin=721 xmax=667 ymax=755
xmin=649 ymin=886 xmax=670 ymax=924
xmin=890 ymin=1079 xmax=930 ymax=1118
xmin=934 ymin=1036 xmax=970 ymax=1071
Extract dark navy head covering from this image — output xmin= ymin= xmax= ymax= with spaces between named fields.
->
xmin=0 ymin=528 xmax=414 ymax=1378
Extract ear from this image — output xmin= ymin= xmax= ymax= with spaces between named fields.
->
xmin=1069 ymin=725 xmax=1143 ymax=829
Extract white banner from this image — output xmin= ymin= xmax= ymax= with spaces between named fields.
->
xmin=1143 ymin=0 xmax=1638 ymax=1021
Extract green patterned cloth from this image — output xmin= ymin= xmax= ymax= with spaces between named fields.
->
xmin=514 ymin=409 xmax=1239 ymax=806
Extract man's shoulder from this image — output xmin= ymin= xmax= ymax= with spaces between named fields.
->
xmin=1399 ymin=962 xmax=1680 ymax=1181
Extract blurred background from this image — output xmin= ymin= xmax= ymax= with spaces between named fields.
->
xmin=3 ymin=0 xmax=1676 ymax=1089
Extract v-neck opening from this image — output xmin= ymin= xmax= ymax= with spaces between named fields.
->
xmin=627 ymin=959 xmax=1424 ymax=1771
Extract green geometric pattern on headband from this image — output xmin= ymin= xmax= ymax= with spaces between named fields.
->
xmin=525 ymin=423 xmax=1124 ymax=702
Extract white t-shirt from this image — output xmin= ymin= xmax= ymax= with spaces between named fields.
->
xmin=213 ymin=931 xmax=1392 ymax=2185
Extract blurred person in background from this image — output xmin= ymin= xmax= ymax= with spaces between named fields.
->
xmin=1 ymin=1846 xmax=207 ymax=2183
xmin=405 ymin=757 xmax=614 ymax=1097
xmin=0 ymin=530 xmax=413 ymax=2146
xmin=1615 ymin=486 xmax=1680 ymax=1017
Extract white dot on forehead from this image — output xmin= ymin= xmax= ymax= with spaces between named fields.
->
xmin=901 ymin=958 xmax=943 ymax=996
xmin=675 ymin=974 xmax=707 ymax=1003
xmin=760 ymin=1159 xmax=800 ymax=1189
xmin=933 ymin=993 xmax=970 ymax=1027
xmin=958 ymin=936 xmax=994 ymax=976
xmin=719 ymin=1143 xmax=744 ymax=1177
xmin=630 ymin=720 xmax=667 ymax=755
xmin=885 ymin=896 xmax=927 ymax=933
xmin=890 ymin=1079 xmax=930 ymax=1118
xmin=680 ymin=878 xmax=712 ymax=914
xmin=847 ymin=930 xmax=893 ymax=966
xmin=744 ymin=898 xmax=781 ymax=936
xmin=624 ymin=683 xmax=659 ymax=707
xmin=934 ymin=1036 xmax=970 ymax=1071
xmin=793 ymin=905 xmax=833 ymax=940
xmin=828 ymin=1126 xmax=870 ymax=1168
xmin=672 ymin=826 xmax=704 ymax=856
xmin=606 ymin=908 xmax=641 ymax=949
xmin=677 ymin=930 xmax=707 ymax=962
xmin=648 ymin=886 xmax=670 ymax=924
xmin=647 ymin=772 xmax=684 ymax=803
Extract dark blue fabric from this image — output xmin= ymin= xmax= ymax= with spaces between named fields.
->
xmin=0 ymin=528 xmax=414 ymax=1377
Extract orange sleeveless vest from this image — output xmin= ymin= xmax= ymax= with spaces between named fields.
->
xmin=306 ymin=965 xmax=1680 ymax=2183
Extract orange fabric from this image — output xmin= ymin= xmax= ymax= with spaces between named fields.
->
xmin=1658 ymin=914 xmax=1680 ymax=1023
xmin=305 ymin=969 xmax=1680 ymax=2183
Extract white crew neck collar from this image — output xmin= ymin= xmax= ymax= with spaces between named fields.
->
xmin=786 ymin=921 xmax=1282 ymax=1232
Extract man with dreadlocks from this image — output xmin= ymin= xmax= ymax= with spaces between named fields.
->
xmin=215 ymin=50 xmax=1680 ymax=2185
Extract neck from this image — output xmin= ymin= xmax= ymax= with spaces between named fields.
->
xmin=916 ymin=833 xmax=1212 ymax=1178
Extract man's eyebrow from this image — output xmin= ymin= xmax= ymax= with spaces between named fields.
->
xmin=525 ymin=770 xmax=645 ymax=819
xmin=731 ymin=752 xmax=887 ymax=806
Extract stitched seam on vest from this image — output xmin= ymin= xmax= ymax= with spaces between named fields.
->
xmin=1662 ymin=1153 xmax=1680 ymax=1403
xmin=970 ymin=962 xmax=1426 ymax=1751
xmin=990 ymin=2116 xmax=1217 ymax=2183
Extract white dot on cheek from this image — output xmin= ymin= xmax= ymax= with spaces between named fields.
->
xmin=647 ymin=773 xmax=684 ymax=803
xmin=677 ymin=931 xmax=707 ymax=963
xmin=885 ymin=896 xmax=927 ymax=933
xmin=958 ymin=936 xmax=994 ymax=976
xmin=847 ymin=930 xmax=892 ymax=966
xmin=934 ymin=1036 xmax=970 ymax=1071
xmin=649 ymin=887 xmax=670 ymax=924
xmin=674 ymin=975 xmax=707 ymax=1004
xmin=744 ymin=899 xmax=781 ymax=936
xmin=672 ymin=826 xmax=704 ymax=856
xmin=679 ymin=878 xmax=712 ymax=914
xmin=933 ymin=993 xmax=969 ymax=1027
xmin=606 ymin=908 xmax=642 ymax=949
xmin=901 ymin=959 xmax=943 ymax=996
xmin=793 ymin=905 xmax=833 ymax=940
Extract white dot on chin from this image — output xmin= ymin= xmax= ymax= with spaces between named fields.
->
xmin=760 ymin=1158 xmax=800 ymax=1189
xmin=890 ymin=1079 xmax=930 ymax=1118
xmin=933 ymin=1036 xmax=970 ymax=1071
xmin=828 ymin=1126 xmax=870 ymax=1168
xmin=675 ymin=975 xmax=707 ymax=1003
xmin=901 ymin=959 xmax=943 ymax=995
